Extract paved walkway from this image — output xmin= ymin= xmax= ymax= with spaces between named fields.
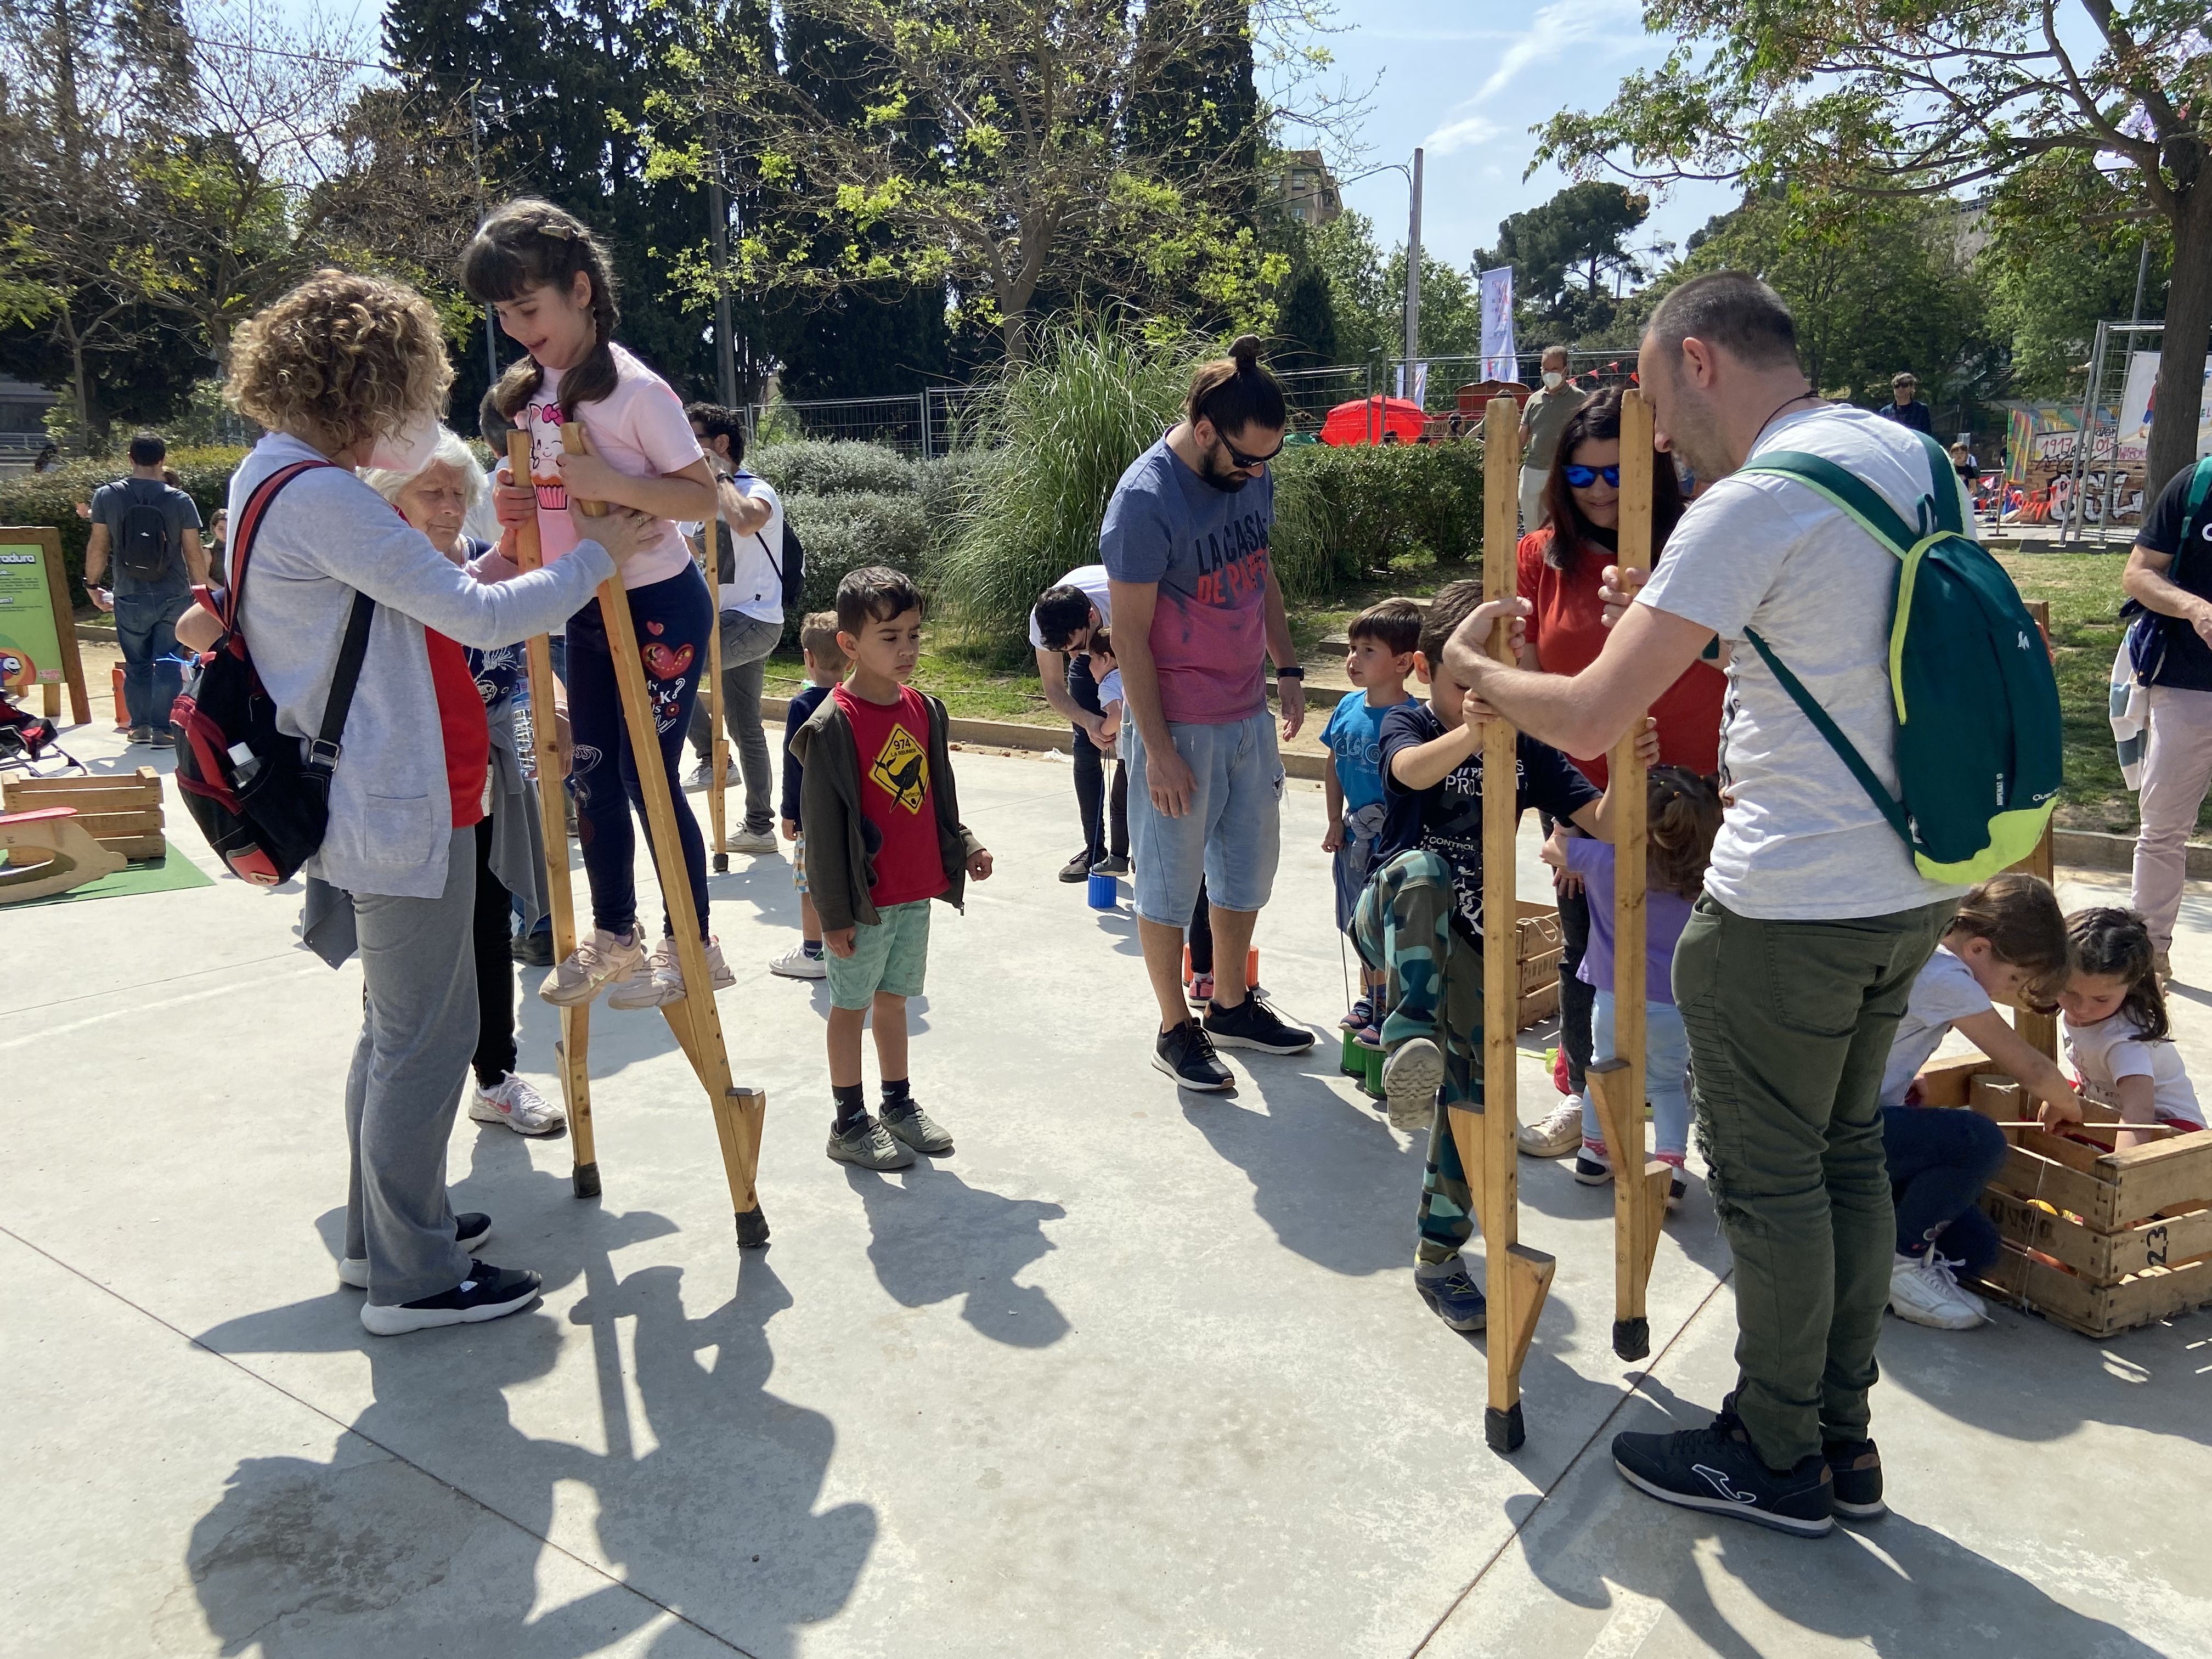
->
xmin=4 ymin=729 xmax=2207 ymax=1657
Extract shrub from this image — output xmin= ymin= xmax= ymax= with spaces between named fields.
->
xmin=0 ymin=447 xmax=249 ymax=603
xmin=1271 ymin=439 xmax=1487 ymax=596
xmin=786 ymin=490 xmax=934 ymax=619
xmin=752 ymin=439 xmax=919 ymax=500
xmin=935 ymin=324 xmax=1200 ymax=655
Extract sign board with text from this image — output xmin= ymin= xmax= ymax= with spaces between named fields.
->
xmin=0 ymin=528 xmax=91 ymax=724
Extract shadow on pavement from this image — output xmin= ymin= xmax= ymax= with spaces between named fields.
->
xmin=845 ymin=1164 xmax=1070 ymax=1348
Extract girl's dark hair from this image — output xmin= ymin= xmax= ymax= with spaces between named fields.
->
xmin=461 ymin=198 xmax=622 ymax=421
xmin=1543 ymin=387 xmax=1685 ymax=577
xmin=1186 ymin=334 xmax=1288 ymax=438
xmin=2067 ymin=907 xmax=2170 ymax=1041
xmin=1646 ymin=766 xmax=1721 ymax=898
xmin=1948 ymin=873 xmax=2069 ymax=1007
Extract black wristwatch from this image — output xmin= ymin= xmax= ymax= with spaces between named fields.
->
xmin=1274 ymin=665 xmax=1305 ymax=679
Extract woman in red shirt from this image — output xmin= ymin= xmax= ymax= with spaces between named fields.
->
xmin=1513 ymin=388 xmax=1724 ymax=1159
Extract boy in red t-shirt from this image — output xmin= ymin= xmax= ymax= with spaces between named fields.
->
xmin=791 ymin=566 xmax=992 ymax=1170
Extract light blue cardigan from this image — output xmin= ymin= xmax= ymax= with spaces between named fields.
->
xmin=229 ymin=433 xmax=613 ymax=900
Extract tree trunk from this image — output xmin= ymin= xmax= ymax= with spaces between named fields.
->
xmin=1000 ymin=306 xmax=1030 ymax=364
xmin=2148 ymin=187 xmax=2212 ymax=499
xmin=57 ymin=302 xmax=95 ymax=448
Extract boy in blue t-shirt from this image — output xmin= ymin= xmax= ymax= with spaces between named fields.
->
xmin=769 ymin=612 xmax=849 ymax=980
xmin=1321 ymin=599 xmax=1421 ymax=1035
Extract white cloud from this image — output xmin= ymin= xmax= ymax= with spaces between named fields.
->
xmin=1473 ymin=0 xmax=1643 ymax=103
xmin=1425 ymin=114 xmax=1502 ymax=154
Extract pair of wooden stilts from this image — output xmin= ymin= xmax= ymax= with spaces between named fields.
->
xmin=1457 ymin=390 xmax=1667 ymax=1452
xmin=506 ymin=430 xmax=769 ymax=1246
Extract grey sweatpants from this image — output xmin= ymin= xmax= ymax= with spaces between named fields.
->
xmin=686 ymin=609 xmax=782 ymax=834
xmin=345 ymin=827 xmax=477 ymax=1306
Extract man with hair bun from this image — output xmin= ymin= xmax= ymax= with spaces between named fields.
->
xmin=1441 ymin=271 xmax=1972 ymax=1537
xmin=1103 ymin=334 xmax=1314 ymax=1091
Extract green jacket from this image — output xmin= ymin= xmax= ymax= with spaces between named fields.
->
xmin=791 ymin=686 xmax=985 ymax=932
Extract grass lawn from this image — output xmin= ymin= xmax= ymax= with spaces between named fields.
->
xmin=760 ymin=545 xmax=2182 ymax=838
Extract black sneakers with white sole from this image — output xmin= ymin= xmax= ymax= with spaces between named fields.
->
xmin=1155 ymin=1020 xmax=1234 ymax=1091
xmin=1202 ymin=995 xmax=1315 ymax=1054
xmin=359 ymin=1259 xmax=543 ymax=1336
xmin=337 ymin=1212 xmax=491 ymax=1289
xmin=1611 ymin=1407 xmax=1834 ymax=1537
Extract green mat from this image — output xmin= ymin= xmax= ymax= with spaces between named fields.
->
xmin=2 ymin=843 xmax=216 ymax=907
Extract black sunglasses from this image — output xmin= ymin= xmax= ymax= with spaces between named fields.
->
xmin=1221 ymin=432 xmax=1284 ymax=470
xmin=1562 ymin=464 xmax=1621 ymax=488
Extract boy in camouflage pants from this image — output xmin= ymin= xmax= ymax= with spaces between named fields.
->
xmin=1355 ymin=580 xmax=1643 ymax=1335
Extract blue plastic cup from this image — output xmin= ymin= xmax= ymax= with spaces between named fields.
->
xmin=1087 ymin=871 xmax=1118 ymax=910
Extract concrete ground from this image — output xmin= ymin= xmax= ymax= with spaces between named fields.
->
xmin=4 ymin=721 xmax=2208 ymax=1659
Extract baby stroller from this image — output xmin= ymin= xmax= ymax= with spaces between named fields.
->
xmin=0 ymin=683 xmax=86 ymax=780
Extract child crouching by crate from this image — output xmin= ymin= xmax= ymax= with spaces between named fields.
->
xmin=791 ymin=567 xmax=992 ymax=1173
xmin=1538 ymin=766 xmax=1722 ymax=1211
xmin=2059 ymin=907 xmax=2206 ymax=1153
xmin=1878 ymin=873 xmax=2082 ymax=1330
xmin=1351 ymin=580 xmax=1656 ymax=1335
xmin=769 ymin=612 xmax=848 ymax=981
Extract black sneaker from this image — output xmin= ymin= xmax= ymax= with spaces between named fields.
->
xmin=510 ymin=930 xmax=555 ymax=967
xmin=882 ymin=1099 xmax=954 ymax=1156
xmin=359 ymin=1259 xmax=542 ymax=1337
xmin=1415 ymin=1260 xmax=1488 ymax=1331
xmin=1204 ymin=994 xmax=1316 ymax=1054
xmin=1823 ymin=1436 xmax=1886 ymax=1520
xmin=337 ymin=1212 xmax=492 ymax=1289
xmin=149 ymin=730 xmax=174 ymax=749
xmin=1573 ymin=1153 xmax=1614 ymax=1187
xmin=1059 ymin=849 xmax=1094 ymax=883
xmin=1155 ymin=1020 xmax=1233 ymax=1091
xmin=1611 ymin=1407 xmax=1835 ymax=1537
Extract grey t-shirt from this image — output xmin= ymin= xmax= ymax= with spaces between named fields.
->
xmin=91 ymin=476 xmax=201 ymax=595
xmin=1520 ymin=384 xmax=1588 ymax=471
xmin=1635 ymin=403 xmax=1971 ymax=921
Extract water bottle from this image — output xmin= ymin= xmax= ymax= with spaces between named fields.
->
xmin=228 ymin=741 xmax=262 ymax=787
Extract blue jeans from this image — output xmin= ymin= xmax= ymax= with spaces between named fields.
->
xmin=1882 ymin=1104 xmax=2006 ymax=1274
xmin=1124 ymin=710 xmax=1283 ymax=924
xmin=1584 ymin=989 xmax=1692 ymax=1160
xmin=114 ymin=585 xmax=189 ymax=730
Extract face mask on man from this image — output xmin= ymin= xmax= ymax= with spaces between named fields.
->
xmin=366 ymin=410 xmax=442 ymax=474
xmin=1542 ymin=370 xmax=1565 ymax=390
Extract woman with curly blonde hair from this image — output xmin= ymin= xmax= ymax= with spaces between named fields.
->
xmin=219 ymin=268 xmax=654 ymax=1336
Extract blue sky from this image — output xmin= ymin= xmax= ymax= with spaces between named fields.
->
xmin=1302 ymin=0 xmax=1739 ymax=275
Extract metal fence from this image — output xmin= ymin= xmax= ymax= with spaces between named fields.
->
xmin=2058 ymin=320 xmax=2163 ymax=545
xmin=1381 ymin=350 xmax=1640 ymax=414
xmin=744 ymin=387 xmax=987 ymax=459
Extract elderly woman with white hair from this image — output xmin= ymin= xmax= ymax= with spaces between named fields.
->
xmin=357 ymin=426 xmax=566 ymax=1141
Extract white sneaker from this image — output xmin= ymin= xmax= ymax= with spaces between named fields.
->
xmin=539 ymin=928 xmax=646 ymax=1007
xmin=1888 ymin=1250 xmax=1989 ymax=1329
xmin=727 ymin=827 xmax=779 ymax=855
xmin=1518 ymin=1096 xmax=1584 ymax=1158
xmin=608 ymin=934 xmax=737 ymax=1008
xmin=769 ymin=943 xmax=827 ymax=980
xmin=469 ymin=1073 xmax=565 ymax=1135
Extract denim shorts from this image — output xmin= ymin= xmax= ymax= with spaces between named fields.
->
xmin=1124 ymin=711 xmax=1284 ymax=926
xmin=825 ymin=898 xmax=932 ymax=1009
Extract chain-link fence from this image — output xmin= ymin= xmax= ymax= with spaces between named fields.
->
xmin=746 ymin=386 xmax=990 ymax=459
xmin=1381 ymin=350 xmax=1640 ymax=415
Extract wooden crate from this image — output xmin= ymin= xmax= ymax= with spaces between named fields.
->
xmin=2 ymin=768 xmax=165 ymax=862
xmin=1515 ymin=979 xmax=1560 ymax=1032
xmin=1936 ymin=1060 xmax=2212 ymax=1337
xmin=1513 ymin=901 xmax=1563 ymax=1030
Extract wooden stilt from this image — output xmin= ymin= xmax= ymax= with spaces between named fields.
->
xmin=1468 ymin=393 xmax=1557 ymax=1453
xmin=702 ymin=507 xmax=730 ymax=872
xmin=554 ymin=425 xmax=770 ymax=1246
xmin=2010 ymin=602 xmax=2059 ymax=1062
xmin=507 ymin=435 xmax=600 ymax=1198
xmin=1594 ymin=388 xmax=1669 ymax=1362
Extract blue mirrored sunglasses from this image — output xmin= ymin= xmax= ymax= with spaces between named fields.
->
xmin=1562 ymin=464 xmax=1621 ymax=488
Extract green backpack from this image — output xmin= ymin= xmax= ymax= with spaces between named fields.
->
xmin=1736 ymin=428 xmax=2062 ymax=885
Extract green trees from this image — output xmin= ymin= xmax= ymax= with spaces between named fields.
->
xmin=1481 ymin=181 xmax=1653 ymax=342
xmin=1537 ymin=0 xmax=2211 ymax=493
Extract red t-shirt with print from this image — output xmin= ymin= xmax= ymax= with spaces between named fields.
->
xmin=427 ymin=629 xmax=489 ymax=831
xmin=834 ymin=683 xmax=945 ymax=907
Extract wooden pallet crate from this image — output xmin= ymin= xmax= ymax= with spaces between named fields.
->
xmin=2 ymin=768 xmax=165 ymax=862
xmin=1919 ymin=1057 xmax=2212 ymax=1338
xmin=1514 ymin=901 xmax=1564 ymax=1030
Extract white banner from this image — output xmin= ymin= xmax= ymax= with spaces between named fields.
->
xmin=1480 ymin=267 xmax=1516 ymax=381
xmin=1412 ymin=362 xmax=1429 ymax=408
xmin=2120 ymin=350 xmax=2212 ymax=460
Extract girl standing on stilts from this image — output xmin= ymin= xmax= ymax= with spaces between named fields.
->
xmin=464 ymin=198 xmax=729 ymax=1010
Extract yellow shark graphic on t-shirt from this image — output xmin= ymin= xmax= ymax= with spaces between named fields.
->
xmin=868 ymin=723 xmax=928 ymax=814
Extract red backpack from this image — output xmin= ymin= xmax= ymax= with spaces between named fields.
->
xmin=170 ymin=460 xmax=376 ymax=885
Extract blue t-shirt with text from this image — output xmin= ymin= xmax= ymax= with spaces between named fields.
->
xmin=1099 ymin=436 xmax=1276 ymax=726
